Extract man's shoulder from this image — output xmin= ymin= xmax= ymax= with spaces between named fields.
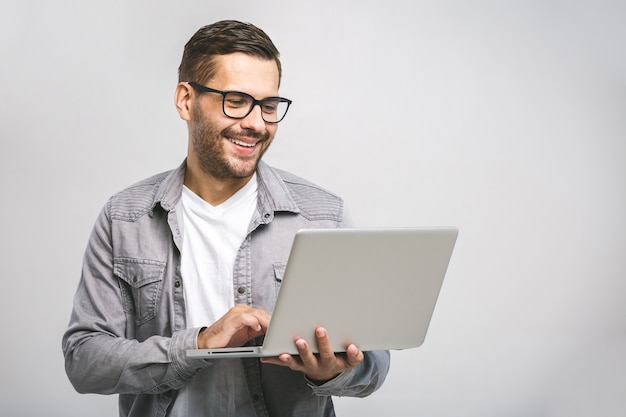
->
xmin=107 ymin=170 xmax=174 ymax=221
xmin=261 ymin=164 xmax=344 ymax=218
xmin=272 ymin=167 xmax=340 ymax=197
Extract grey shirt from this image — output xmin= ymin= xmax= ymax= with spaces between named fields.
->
xmin=62 ymin=160 xmax=390 ymax=417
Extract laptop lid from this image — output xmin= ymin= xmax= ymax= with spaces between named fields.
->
xmin=187 ymin=226 xmax=458 ymax=359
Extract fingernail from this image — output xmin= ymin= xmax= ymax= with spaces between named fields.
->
xmin=316 ymin=328 xmax=325 ymax=337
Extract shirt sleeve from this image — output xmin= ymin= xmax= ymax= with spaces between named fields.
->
xmin=305 ymin=350 xmax=391 ymax=397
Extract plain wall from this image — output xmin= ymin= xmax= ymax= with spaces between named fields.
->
xmin=1 ymin=1 xmax=624 ymax=416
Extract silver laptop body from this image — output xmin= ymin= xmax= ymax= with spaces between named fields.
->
xmin=187 ymin=226 xmax=458 ymax=359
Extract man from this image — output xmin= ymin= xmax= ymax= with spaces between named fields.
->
xmin=62 ymin=20 xmax=390 ymax=417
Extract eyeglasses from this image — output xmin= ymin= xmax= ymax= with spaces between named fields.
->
xmin=186 ymin=81 xmax=292 ymax=123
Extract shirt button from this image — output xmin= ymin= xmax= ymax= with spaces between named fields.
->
xmin=174 ymin=280 xmax=181 ymax=288
xmin=237 ymin=287 xmax=246 ymax=294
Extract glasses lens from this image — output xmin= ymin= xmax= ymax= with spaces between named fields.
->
xmin=261 ymin=98 xmax=290 ymax=123
xmin=222 ymin=92 xmax=290 ymax=123
xmin=223 ymin=92 xmax=254 ymax=118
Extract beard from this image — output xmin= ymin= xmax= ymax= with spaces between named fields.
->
xmin=190 ymin=105 xmax=273 ymax=180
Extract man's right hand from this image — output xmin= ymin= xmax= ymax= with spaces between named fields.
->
xmin=197 ymin=304 xmax=271 ymax=349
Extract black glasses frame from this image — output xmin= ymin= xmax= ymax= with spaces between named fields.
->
xmin=186 ymin=81 xmax=292 ymax=123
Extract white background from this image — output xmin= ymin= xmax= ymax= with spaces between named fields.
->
xmin=1 ymin=1 xmax=625 ymax=416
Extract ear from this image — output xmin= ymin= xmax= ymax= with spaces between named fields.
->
xmin=174 ymin=82 xmax=193 ymax=121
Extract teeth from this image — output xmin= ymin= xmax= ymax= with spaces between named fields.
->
xmin=229 ymin=138 xmax=255 ymax=148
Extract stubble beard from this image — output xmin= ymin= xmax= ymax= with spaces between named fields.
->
xmin=190 ymin=106 xmax=272 ymax=180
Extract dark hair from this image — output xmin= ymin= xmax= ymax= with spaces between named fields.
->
xmin=178 ymin=20 xmax=282 ymax=85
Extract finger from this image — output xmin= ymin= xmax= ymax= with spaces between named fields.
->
xmin=237 ymin=313 xmax=263 ymax=331
xmin=252 ymin=309 xmax=272 ymax=330
xmin=260 ymin=353 xmax=296 ymax=367
xmin=263 ymin=353 xmax=306 ymax=374
xmin=226 ymin=316 xmax=258 ymax=333
xmin=280 ymin=353 xmax=298 ymax=365
xmin=314 ymin=327 xmax=336 ymax=362
xmin=295 ymin=338 xmax=318 ymax=367
xmin=200 ymin=307 xmax=270 ymax=349
xmin=344 ymin=344 xmax=364 ymax=367
xmin=228 ymin=307 xmax=270 ymax=332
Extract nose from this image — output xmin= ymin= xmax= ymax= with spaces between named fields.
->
xmin=239 ymin=103 xmax=266 ymax=131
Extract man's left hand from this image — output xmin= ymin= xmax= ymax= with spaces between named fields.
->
xmin=260 ymin=327 xmax=364 ymax=383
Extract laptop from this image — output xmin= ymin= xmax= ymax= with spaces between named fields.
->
xmin=187 ymin=226 xmax=458 ymax=359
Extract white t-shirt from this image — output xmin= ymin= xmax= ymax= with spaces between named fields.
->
xmin=169 ymin=176 xmax=258 ymax=416
xmin=176 ymin=175 xmax=258 ymax=328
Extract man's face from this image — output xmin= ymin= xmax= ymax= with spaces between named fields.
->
xmin=188 ymin=53 xmax=280 ymax=180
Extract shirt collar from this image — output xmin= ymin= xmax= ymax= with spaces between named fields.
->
xmin=151 ymin=159 xmax=301 ymax=219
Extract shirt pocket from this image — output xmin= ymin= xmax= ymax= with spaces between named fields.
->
xmin=114 ymin=257 xmax=166 ymax=325
xmin=272 ymin=261 xmax=287 ymax=300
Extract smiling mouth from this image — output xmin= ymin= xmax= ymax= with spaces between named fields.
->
xmin=228 ymin=137 xmax=256 ymax=148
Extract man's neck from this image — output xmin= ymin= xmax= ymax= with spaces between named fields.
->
xmin=184 ymin=163 xmax=253 ymax=206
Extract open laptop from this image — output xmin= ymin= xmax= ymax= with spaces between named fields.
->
xmin=187 ymin=226 xmax=458 ymax=359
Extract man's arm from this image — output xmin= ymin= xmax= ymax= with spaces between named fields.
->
xmin=62 ymin=205 xmax=272 ymax=395
xmin=62 ymin=206 xmax=208 ymax=394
